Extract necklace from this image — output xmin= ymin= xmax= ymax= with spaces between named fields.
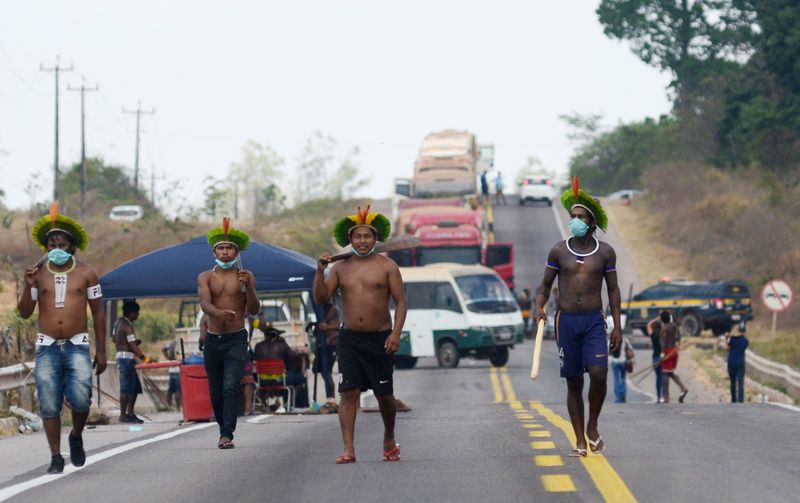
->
xmin=47 ymin=257 xmax=76 ymax=308
xmin=46 ymin=256 xmax=77 ymax=275
xmin=565 ymin=236 xmax=599 ymax=264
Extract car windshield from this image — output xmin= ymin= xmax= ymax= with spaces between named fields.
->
xmin=455 ymin=274 xmax=518 ymax=313
xmin=417 ymin=246 xmax=481 ymax=266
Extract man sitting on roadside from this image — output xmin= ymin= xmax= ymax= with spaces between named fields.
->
xmin=253 ymin=316 xmax=300 ymax=412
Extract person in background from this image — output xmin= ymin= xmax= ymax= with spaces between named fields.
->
xmin=726 ymin=322 xmax=749 ymax=403
xmin=114 ymin=301 xmax=150 ymax=423
xmin=646 ymin=311 xmax=667 ymax=403
xmin=659 ymin=311 xmax=688 ymax=403
xmin=517 ymin=288 xmax=533 ymax=337
xmin=480 ymin=171 xmax=489 ymax=204
xmin=609 ymin=335 xmax=634 ymax=403
xmin=317 ymin=302 xmax=341 ymax=408
xmin=494 ymin=171 xmax=507 ymax=206
xmin=162 ymin=341 xmax=181 ymax=409
xmin=253 ymin=319 xmax=298 ymax=413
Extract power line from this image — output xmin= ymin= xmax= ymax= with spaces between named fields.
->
xmin=40 ymin=55 xmax=74 ymax=203
xmin=68 ymin=77 xmax=99 ymax=215
xmin=122 ymin=101 xmax=155 ymax=192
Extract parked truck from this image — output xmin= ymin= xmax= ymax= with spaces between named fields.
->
xmin=410 ymin=130 xmax=479 ymax=197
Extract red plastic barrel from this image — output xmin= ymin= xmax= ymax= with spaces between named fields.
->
xmin=180 ymin=364 xmax=213 ymax=422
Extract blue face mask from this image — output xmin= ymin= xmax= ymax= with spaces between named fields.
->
xmin=569 ymin=218 xmax=590 ymax=238
xmin=48 ymin=248 xmax=73 ymax=266
xmin=215 ymin=258 xmax=237 ymax=270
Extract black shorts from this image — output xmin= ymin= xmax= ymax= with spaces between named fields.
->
xmin=337 ymin=329 xmax=394 ymax=397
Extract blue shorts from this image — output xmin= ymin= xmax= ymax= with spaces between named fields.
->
xmin=555 ymin=310 xmax=608 ymax=378
xmin=34 ymin=341 xmax=93 ymax=419
xmin=168 ymin=372 xmax=181 ymax=393
xmin=117 ymin=357 xmax=143 ymax=395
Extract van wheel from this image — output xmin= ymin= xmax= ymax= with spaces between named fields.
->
xmin=489 ymin=346 xmax=509 ymax=367
xmin=394 ymin=356 xmax=418 ymax=370
xmin=679 ymin=313 xmax=701 ymax=337
xmin=436 ymin=341 xmax=460 ymax=368
xmin=546 ymin=199 xmax=553 ymax=207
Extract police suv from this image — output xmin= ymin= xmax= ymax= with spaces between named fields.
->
xmin=622 ymin=280 xmax=753 ymax=337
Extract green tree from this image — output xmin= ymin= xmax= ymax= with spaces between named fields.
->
xmin=60 ymin=157 xmax=145 ymax=203
xmin=202 ymin=176 xmax=229 ymax=218
xmin=294 ymin=131 xmax=369 ymax=203
xmin=327 ymin=146 xmax=371 ymax=200
xmin=597 ymin=0 xmax=757 ymax=110
xmin=228 ymin=141 xmax=285 ymax=223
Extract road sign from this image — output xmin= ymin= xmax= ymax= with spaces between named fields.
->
xmin=761 ymin=279 xmax=793 ymax=312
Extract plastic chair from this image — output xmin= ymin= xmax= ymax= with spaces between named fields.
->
xmin=254 ymin=359 xmax=294 ymax=412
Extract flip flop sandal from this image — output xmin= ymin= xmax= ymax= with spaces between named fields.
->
xmin=218 ymin=438 xmax=235 ymax=449
xmin=679 ymin=390 xmax=688 ymax=403
xmin=335 ymin=454 xmax=356 ymax=464
xmin=588 ymin=436 xmax=605 ymax=454
xmin=569 ymin=448 xmax=587 ymax=458
xmin=382 ymin=444 xmax=401 ymax=462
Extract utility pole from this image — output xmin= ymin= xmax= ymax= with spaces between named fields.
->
xmin=122 ymin=101 xmax=155 ymax=192
xmin=149 ymin=165 xmax=166 ymax=208
xmin=68 ymin=77 xmax=98 ymax=215
xmin=40 ymin=56 xmax=74 ymax=204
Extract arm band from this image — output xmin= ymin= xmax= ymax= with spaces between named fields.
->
xmin=605 ymin=265 xmax=617 ymax=272
xmin=546 ymin=261 xmax=560 ymax=270
xmin=126 ymin=334 xmax=136 ymax=343
xmin=30 ymin=288 xmax=38 ymax=300
xmin=87 ymin=284 xmax=103 ymax=299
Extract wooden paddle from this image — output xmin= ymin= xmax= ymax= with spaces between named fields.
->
xmin=325 ymin=235 xmax=421 ymax=264
xmin=529 ymin=317 xmax=546 ymax=380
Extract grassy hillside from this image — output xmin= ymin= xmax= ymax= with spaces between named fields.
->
xmin=613 ymin=163 xmax=799 ymax=368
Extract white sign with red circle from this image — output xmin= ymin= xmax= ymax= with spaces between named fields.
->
xmin=761 ymin=280 xmax=793 ymax=312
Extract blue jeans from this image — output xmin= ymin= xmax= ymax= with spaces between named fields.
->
xmin=652 ymin=355 xmax=664 ymax=400
xmin=34 ymin=341 xmax=93 ymax=419
xmin=117 ymin=357 xmax=143 ymax=395
xmin=728 ymin=364 xmax=745 ymax=403
xmin=203 ymin=330 xmax=248 ymax=439
xmin=611 ymin=360 xmax=627 ymax=402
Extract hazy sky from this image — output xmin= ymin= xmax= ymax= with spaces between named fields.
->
xmin=0 ymin=1 xmax=671 ymax=212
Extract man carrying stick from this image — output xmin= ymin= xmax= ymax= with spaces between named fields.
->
xmin=198 ymin=218 xmax=259 ymax=449
xmin=16 ymin=204 xmax=106 ymax=473
xmin=534 ymin=178 xmax=621 ymax=457
xmin=314 ymin=206 xmax=408 ymax=464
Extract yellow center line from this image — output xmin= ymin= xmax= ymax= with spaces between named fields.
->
xmin=499 ymin=367 xmax=517 ymax=402
xmin=534 ymin=455 xmax=564 ymax=467
xmin=489 ymin=368 xmax=503 ymax=403
xmin=529 ymin=430 xmax=551 ymax=438
xmin=530 ymin=401 xmax=637 ymax=503
xmin=530 ymin=441 xmax=556 ymax=449
xmin=541 ymin=474 xmax=576 ymax=492
xmin=522 ymin=423 xmax=544 ymax=429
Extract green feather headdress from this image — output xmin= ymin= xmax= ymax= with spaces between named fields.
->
xmin=31 ymin=202 xmax=89 ymax=251
xmin=561 ymin=177 xmax=608 ymax=232
xmin=207 ymin=217 xmax=250 ymax=250
xmin=333 ymin=205 xmax=391 ymax=247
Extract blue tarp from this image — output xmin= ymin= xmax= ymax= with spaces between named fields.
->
xmin=100 ymin=236 xmax=317 ymax=300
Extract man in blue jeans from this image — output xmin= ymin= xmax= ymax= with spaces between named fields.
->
xmin=17 ymin=205 xmax=107 ymax=473
xmin=198 ymin=218 xmax=259 ymax=449
xmin=726 ymin=322 xmax=749 ymax=403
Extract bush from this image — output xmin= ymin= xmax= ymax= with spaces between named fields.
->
xmin=137 ymin=312 xmax=175 ymax=343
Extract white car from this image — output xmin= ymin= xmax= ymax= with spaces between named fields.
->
xmin=109 ymin=205 xmax=144 ymax=221
xmin=518 ymin=175 xmax=556 ymax=206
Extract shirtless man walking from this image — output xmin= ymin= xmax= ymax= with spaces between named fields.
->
xmin=314 ymin=206 xmax=407 ymax=464
xmin=197 ymin=218 xmax=259 ymax=449
xmin=534 ymin=178 xmax=621 ymax=457
xmin=17 ymin=204 xmax=106 ymax=473
xmin=113 ymin=301 xmax=149 ymax=423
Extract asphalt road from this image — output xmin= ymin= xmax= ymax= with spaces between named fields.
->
xmin=3 ymin=196 xmax=799 ymax=502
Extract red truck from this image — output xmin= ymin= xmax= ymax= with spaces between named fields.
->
xmin=389 ymin=203 xmax=515 ymax=289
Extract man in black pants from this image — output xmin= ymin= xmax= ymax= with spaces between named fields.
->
xmin=198 ymin=219 xmax=259 ymax=449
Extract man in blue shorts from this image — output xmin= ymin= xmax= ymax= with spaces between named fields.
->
xmin=16 ymin=204 xmax=107 ymax=473
xmin=534 ymin=178 xmax=622 ymax=457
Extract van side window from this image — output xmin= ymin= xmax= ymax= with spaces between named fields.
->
xmin=435 ymin=283 xmax=462 ymax=313
xmin=406 ymin=283 xmax=436 ymax=309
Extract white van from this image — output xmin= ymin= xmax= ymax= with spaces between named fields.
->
xmin=393 ymin=263 xmax=523 ymax=369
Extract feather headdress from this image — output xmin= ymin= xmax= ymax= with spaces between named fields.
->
xmin=207 ymin=217 xmax=250 ymax=250
xmin=31 ymin=202 xmax=89 ymax=251
xmin=560 ymin=176 xmax=608 ymax=232
xmin=333 ymin=205 xmax=391 ymax=247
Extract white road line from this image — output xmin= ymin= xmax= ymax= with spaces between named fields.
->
xmin=550 ymin=201 xmax=568 ymax=240
xmin=627 ymin=377 xmax=658 ymax=402
xmin=0 ymin=422 xmax=214 ymax=502
xmin=245 ymin=414 xmax=274 ymax=424
xmin=767 ymin=402 xmax=800 ymax=413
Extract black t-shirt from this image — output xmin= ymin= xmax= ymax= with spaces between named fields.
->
xmin=650 ymin=321 xmax=662 ymax=357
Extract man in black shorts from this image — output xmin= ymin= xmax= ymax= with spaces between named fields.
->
xmin=314 ymin=206 xmax=408 ymax=464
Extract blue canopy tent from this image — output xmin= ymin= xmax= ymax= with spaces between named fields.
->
xmin=100 ymin=236 xmax=331 ymax=403
xmin=100 ymin=235 xmax=317 ymax=299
